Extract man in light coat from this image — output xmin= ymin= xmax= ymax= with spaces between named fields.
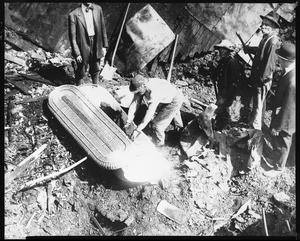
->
xmin=69 ymin=2 xmax=108 ymax=85
xmin=125 ymin=74 xmax=184 ymax=147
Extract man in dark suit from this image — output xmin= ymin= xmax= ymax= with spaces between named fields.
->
xmin=69 ymin=2 xmax=108 ymax=85
xmin=243 ymin=11 xmax=281 ymax=130
xmin=263 ymin=42 xmax=295 ymax=177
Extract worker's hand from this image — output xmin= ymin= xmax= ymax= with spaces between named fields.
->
xmin=130 ymin=129 xmax=141 ymax=141
xmin=124 ymin=121 xmax=131 ymax=129
xmin=270 ymin=128 xmax=279 ymax=136
xmin=76 ymin=55 xmax=83 ymax=63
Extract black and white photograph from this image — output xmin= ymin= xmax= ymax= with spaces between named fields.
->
xmin=3 ymin=2 xmax=297 ymax=238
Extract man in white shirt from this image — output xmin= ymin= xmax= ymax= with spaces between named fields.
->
xmin=69 ymin=3 xmax=108 ymax=85
xmin=125 ymin=74 xmax=184 ymax=146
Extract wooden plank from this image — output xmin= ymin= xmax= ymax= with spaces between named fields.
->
xmin=6 ymin=79 xmax=31 ymax=95
xmin=5 ymin=144 xmax=48 ymax=186
xmin=160 ymin=13 xmax=189 ymax=62
xmin=193 ymin=25 xmax=205 ymax=56
xmin=19 ymin=157 xmax=87 ymax=190
xmin=198 ymin=28 xmax=213 ymax=53
xmin=177 ymin=16 xmax=194 ymax=60
xmin=189 ymin=25 xmax=206 ymax=56
xmin=204 ymin=34 xmax=220 ymax=52
xmin=19 ymin=73 xmax=56 ymax=86
xmin=14 ymin=95 xmax=49 ymax=105
xmin=5 ymin=74 xmax=25 ymax=81
xmin=5 ymin=52 xmax=27 ymax=66
xmin=180 ymin=20 xmax=201 ymax=59
xmin=5 ymin=36 xmax=38 ymax=52
xmin=179 ymin=21 xmax=195 ymax=60
xmin=150 ymin=55 xmax=159 ymax=74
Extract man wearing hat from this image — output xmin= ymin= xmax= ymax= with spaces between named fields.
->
xmin=243 ymin=11 xmax=281 ymax=130
xmin=125 ymin=74 xmax=185 ymax=146
xmin=262 ymin=42 xmax=295 ymax=177
xmin=212 ymin=39 xmax=241 ymax=130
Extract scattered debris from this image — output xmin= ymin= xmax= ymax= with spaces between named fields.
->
xmin=20 ymin=156 xmax=87 ymax=190
xmin=25 ymin=212 xmax=37 ymax=229
xmin=5 ymin=143 xmax=48 ymax=186
xmin=231 ymin=199 xmax=251 ymax=220
xmin=5 ymin=52 xmax=27 ymax=67
xmin=157 ymin=200 xmax=189 ymax=225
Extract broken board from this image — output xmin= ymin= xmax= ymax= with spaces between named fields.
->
xmin=157 ymin=200 xmax=190 ymax=225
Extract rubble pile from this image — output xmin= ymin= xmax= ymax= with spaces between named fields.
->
xmin=4 ymin=18 xmax=296 ymax=238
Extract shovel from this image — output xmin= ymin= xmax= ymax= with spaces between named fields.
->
xmin=100 ymin=3 xmax=130 ymax=80
xmin=166 ymin=34 xmax=179 ymax=82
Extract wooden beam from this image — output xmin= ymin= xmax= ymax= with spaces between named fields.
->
xmin=5 ymin=52 xmax=27 ymax=66
xmin=14 ymin=95 xmax=49 ymax=105
xmin=190 ymin=98 xmax=208 ymax=108
xmin=5 ymin=36 xmax=38 ymax=52
xmin=19 ymin=73 xmax=56 ymax=86
xmin=5 ymin=144 xmax=48 ymax=186
xmin=6 ymin=79 xmax=31 ymax=95
xmin=20 ymin=156 xmax=87 ymax=190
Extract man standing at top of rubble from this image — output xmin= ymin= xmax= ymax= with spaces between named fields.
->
xmin=125 ymin=74 xmax=184 ymax=147
xmin=243 ymin=11 xmax=281 ymax=130
xmin=68 ymin=2 xmax=108 ymax=85
xmin=262 ymin=42 xmax=295 ymax=177
xmin=212 ymin=39 xmax=241 ymax=130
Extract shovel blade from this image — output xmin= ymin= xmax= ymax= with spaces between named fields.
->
xmin=100 ymin=64 xmax=117 ymax=80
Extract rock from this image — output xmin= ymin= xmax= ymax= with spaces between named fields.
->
xmin=186 ymin=170 xmax=198 ymax=178
xmin=175 ymin=80 xmax=188 ymax=86
xmin=124 ymin=215 xmax=134 ymax=226
xmin=37 ymin=188 xmax=47 ymax=210
xmin=273 ymin=192 xmax=291 ymax=207
xmin=248 ymin=210 xmax=261 ymax=219
xmin=235 ymin=216 xmax=246 ymax=223
xmin=117 ymin=209 xmax=127 ymax=222
xmin=206 ymin=203 xmax=213 ymax=211
xmin=194 ymin=200 xmax=206 ymax=209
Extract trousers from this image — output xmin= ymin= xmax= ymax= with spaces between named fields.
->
xmin=249 ymin=81 xmax=272 ymax=130
xmin=152 ymin=89 xmax=184 ymax=145
xmin=76 ymin=36 xmax=101 ymax=85
xmin=263 ymin=130 xmax=293 ymax=170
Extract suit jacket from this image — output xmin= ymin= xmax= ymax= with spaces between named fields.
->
xmin=247 ymin=33 xmax=280 ymax=87
xmin=214 ymin=55 xmax=240 ymax=102
xmin=270 ymin=68 xmax=295 ymax=134
xmin=68 ymin=4 xmax=108 ymax=65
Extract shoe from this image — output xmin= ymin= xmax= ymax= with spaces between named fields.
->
xmin=263 ymin=169 xmax=284 ymax=177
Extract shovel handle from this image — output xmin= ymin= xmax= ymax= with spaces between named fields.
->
xmin=111 ymin=3 xmax=130 ymax=66
xmin=167 ymin=34 xmax=179 ymax=82
xmin=236 ymin=32 xmax=254 ymax=62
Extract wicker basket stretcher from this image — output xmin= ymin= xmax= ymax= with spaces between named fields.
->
xmin=48 ymin=84 xmax=170 ymax=183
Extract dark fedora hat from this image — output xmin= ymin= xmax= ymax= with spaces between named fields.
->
xmin=275 ymin=42 xmax=296 ymax=61
xmin=129 ymin=74 xmax=146 ymax=92
xmin=260 ymin=11 xmax=280 ymax=28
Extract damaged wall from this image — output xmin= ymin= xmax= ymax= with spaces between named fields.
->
xmin=4 ymin=3 xmax=297 ymax=63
